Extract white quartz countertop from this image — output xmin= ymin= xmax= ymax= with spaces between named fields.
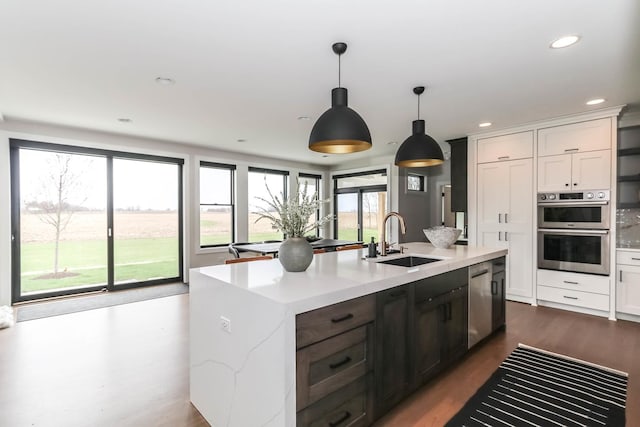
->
xmin=193 ymin=242 xmax=507 ymax=315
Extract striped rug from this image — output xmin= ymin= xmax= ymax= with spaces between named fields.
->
xmin=446 ymin=344 xmax=628 ymax=426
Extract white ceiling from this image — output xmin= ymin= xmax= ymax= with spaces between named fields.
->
xmin=1 ymin=0 xmax=639 ymax=166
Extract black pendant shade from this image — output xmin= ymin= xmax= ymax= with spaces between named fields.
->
xmin=309 ymin=42 xmax=372 ymax=154
xmin=394 ymin=86 xmax=444 ymax=167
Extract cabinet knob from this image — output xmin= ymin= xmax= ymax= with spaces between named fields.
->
xmin=565 ymin=183 xmax=569 ymax=187
xmin=573 ymin=183 xmax=578 ymax=186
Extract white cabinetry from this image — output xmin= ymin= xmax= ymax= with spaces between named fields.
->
xmin=537 ymin=150 xmax=611 ymax=191
xmin=616 ymin=249 xmax=640 ymax=316
xmin=537 ymin=118 xmax=611 ymax=156
xmin=477 ymin=157 xmax=533 ymax=301
xmin=537 ymin=269 xmax=610 ymax=312
xmin=537 ymin=118 xmax=612 ymax=192
xmin=477 ymin=131 xmax=533 ymax=163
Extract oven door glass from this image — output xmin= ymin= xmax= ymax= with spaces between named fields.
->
xmin=538 ymin=204 xmax=609 ymax=229
xmin=538 ymin=230 xmax=610 ymax=275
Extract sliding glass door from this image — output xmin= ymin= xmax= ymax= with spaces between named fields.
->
xmin=14 ymin=149 xmax=109 ymax=296
xmin=112 ymin=158 xmax=181 ymax=286
xmin=10 ymin=140 xmax=183 ymax=302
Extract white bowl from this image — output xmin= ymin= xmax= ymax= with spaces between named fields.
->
xmin=423 ymin=226 xmax=462 ymax=248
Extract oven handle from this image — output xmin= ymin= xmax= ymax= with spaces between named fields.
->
xmin=538 ymin=201 xmax=609 ymax=206
xmin=538 ymin=228 xmax=609 ymax=235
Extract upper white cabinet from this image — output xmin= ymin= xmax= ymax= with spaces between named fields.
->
xmin=477 ymin=131 xmax=533 ymax=164
xmin=537 ymin=118 xmax=611 ymax=156
xmin=537 ymin=150 xmax=611 ymax=191
xmin=537 ymin=118 xmax=613 ymax=192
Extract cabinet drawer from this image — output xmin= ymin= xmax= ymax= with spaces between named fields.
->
xmin=297 ymin=325 xmax=372 ymax=409
xmin=477 ymin=131 xmax=533 ymax=163
xmin=297 ymin=374 xmax=373 ymax=427
xmin=617 ymin=250 xmax=640 ymax=266
xmin=537 ymin=269 xmax=610 ymax=295
xmin=296 ymin=294 xmax=375 ymax=349
xmin=537 ymin=285 xmax=609 ymax=311
xmin=415 ymin=268 xmax=468 ymax=302
xmin=538 ymin=118 xmax=611 ymax=156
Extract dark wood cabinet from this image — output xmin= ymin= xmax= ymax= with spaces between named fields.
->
xmin=413 ymin=294 xmax=444 ymax=384
xmin=448 ymin=137 xmax=468 ymax=212
xmin=442 ymin=285 xmax=469 ymax=361
xmin=491 ymin=257 xmax=506 ymax=331
xmin=374 ymin=285 xmax=412 ymax=415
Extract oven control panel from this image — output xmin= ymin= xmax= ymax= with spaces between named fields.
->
xmin=538 ymin=190 xmax=610 ymax=202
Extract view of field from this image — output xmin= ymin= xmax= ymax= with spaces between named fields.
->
xmin=20 ymin=211 xmax=179 ymax=294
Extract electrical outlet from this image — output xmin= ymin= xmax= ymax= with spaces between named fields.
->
xmin=220 ymin=316 xmax=231 ymax=333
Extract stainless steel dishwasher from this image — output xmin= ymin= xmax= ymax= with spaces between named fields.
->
xmin=468 ymin=261 xmax=493 ymax=348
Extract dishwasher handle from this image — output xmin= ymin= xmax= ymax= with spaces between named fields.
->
xmin=471 ymin=269 xmax=490 ymax=279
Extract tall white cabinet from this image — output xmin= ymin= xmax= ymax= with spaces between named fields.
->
xmin=468 ymin=108 xmax=623 ymax=312
xmin=475 ymin=132 xmax=534 ymax=302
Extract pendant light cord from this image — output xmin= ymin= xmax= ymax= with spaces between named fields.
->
xmin=338 ymin=53 xmax=342 ymax=88
xmin=417 ymin=92 xmax=421 ymax=120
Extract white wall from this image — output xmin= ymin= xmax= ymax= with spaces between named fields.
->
xmin=0 ymin=119 xmax=327 ymax=304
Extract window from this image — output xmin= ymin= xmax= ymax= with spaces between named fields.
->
xmin=10 ymin=139 xmax=184 ymax=303
xmin=333 ymin=169 xmax=387 ymax=243
xmin=199 ymin=162 xmax=235 ymax=247
xmin=248 ymin=167 xmax=288 ymax=242
xmin=299 ymin=173 xmax=322 ymax=237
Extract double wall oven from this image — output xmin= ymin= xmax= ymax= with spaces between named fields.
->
xmin=537 ymin=190 xmax=610 ymax=275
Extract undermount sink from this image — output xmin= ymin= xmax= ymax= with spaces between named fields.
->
xmin=377 ymin=256 xmax=442 ymax=267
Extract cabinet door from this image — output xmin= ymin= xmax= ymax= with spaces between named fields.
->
xmin=537 ymin=118 xmax=611 ymax=156
xmin=491 ymin=269 xmax=506 ymax=330
xmin=477 ymin=131 xmax=533 ymax=163
xmin=413 ymin=295 xmax=444 ymax=385
xmin=537 ymin=154 xmax=572 ymax=191
xmin=477 ymin=162 xmax=508 ymax=230
xmin=505 ymin=229 xmax=533 ymax=299
xmin=505 ymin=159 xmax=533 ymax=227
xmin=571 ymin=150 xmax=611 ymax=190
xmin=617 ymin=265 xmax=640 ymax=315
xmin=375 ymin=286 xmax=411 ymax=414
xmin=443 ymin=286 xmax=468 ymax=361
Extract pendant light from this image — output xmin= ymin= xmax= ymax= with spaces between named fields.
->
xmin=309 ymin=42 xmax=372 ymax=154
xmin=395 ymin=86 xmax=444 ymax=167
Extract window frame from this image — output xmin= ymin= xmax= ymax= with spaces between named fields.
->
xmin=247 ymin=167 xmax=289 ymax=242
xmin=299 ymin=173 xmax=322 ymax=237
xmin=199 ymin=161 xmax=236 ymax=248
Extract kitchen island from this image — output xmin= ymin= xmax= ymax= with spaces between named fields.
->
xmin=190 ymin=242 xmax=507 ymax=427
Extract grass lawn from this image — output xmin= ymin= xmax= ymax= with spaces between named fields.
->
xmin=21 ymin=237 xmax=179 ymax=294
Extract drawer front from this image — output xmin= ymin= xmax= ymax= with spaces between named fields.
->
xmin=297 ymin=374 xmax=373 ymax=427
xmin=296 ymin=294 xmax=375 ymax=349
xmin=537 ymin=285 xmax=609 ymax=311
xmin=537 ymin=269 xmax=610 ymax=295
xmin=617 ymin=250 xmax=640 ymax=266
xmin=297 ymin=325 xmax=372 ymax=409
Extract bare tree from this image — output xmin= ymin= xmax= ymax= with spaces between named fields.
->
xmin=33 ymin=153 xmax=88 ymax=276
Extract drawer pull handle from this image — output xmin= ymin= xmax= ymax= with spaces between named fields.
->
xmin=331 ymin=313 xmax=354 ymax=323
xmin=329 ymin=356 xmax=352 ymax=370
xmin=471 ymin=269 xmax=489 ymax=278
xmin=563 ymin=295 xmax=579 ymax=300
xmin=564 ymin=148 xmax=579 ymax=152
xmin=328 ymin=411 xmax=351 ymax=427
xmin=563 ymin=280 xmax=579 ymax=285
xmin=632 ymin=257 xmax=640 ymax=261
xmin=389 ymin=290 xmax=406 ymax=298
xmin=498 ymin=156 xmax=510 ymax=160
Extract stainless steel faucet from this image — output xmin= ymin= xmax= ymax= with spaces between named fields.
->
xmin=380 ymin=212 xmax=406 ymax=256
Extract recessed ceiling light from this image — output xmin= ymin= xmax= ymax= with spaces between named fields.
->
xmin=117 ymin=118 xmax=132 ymax=123
xmin=550 ymin=35 xmax=580 ymax=49
xmin=586 ymin=98 xmax=605 ymax=106
xmin=155 ymin=77 xmax=175 ymax=85
xmin=322 ymin=155 xmax=329 ymax=158
xmin=387 ymin=141 xmax=399 ymax=146
xmin=237 ymin=138 xmax=246 ymax=143
xmin=297 ymin=116 xmax=310 ymax=121
xmin=478 ymin=122 xmax=492 ymax=128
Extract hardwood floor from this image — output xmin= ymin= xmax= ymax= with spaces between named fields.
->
xmin=0 ymin=297 xmax=637 ymax=427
